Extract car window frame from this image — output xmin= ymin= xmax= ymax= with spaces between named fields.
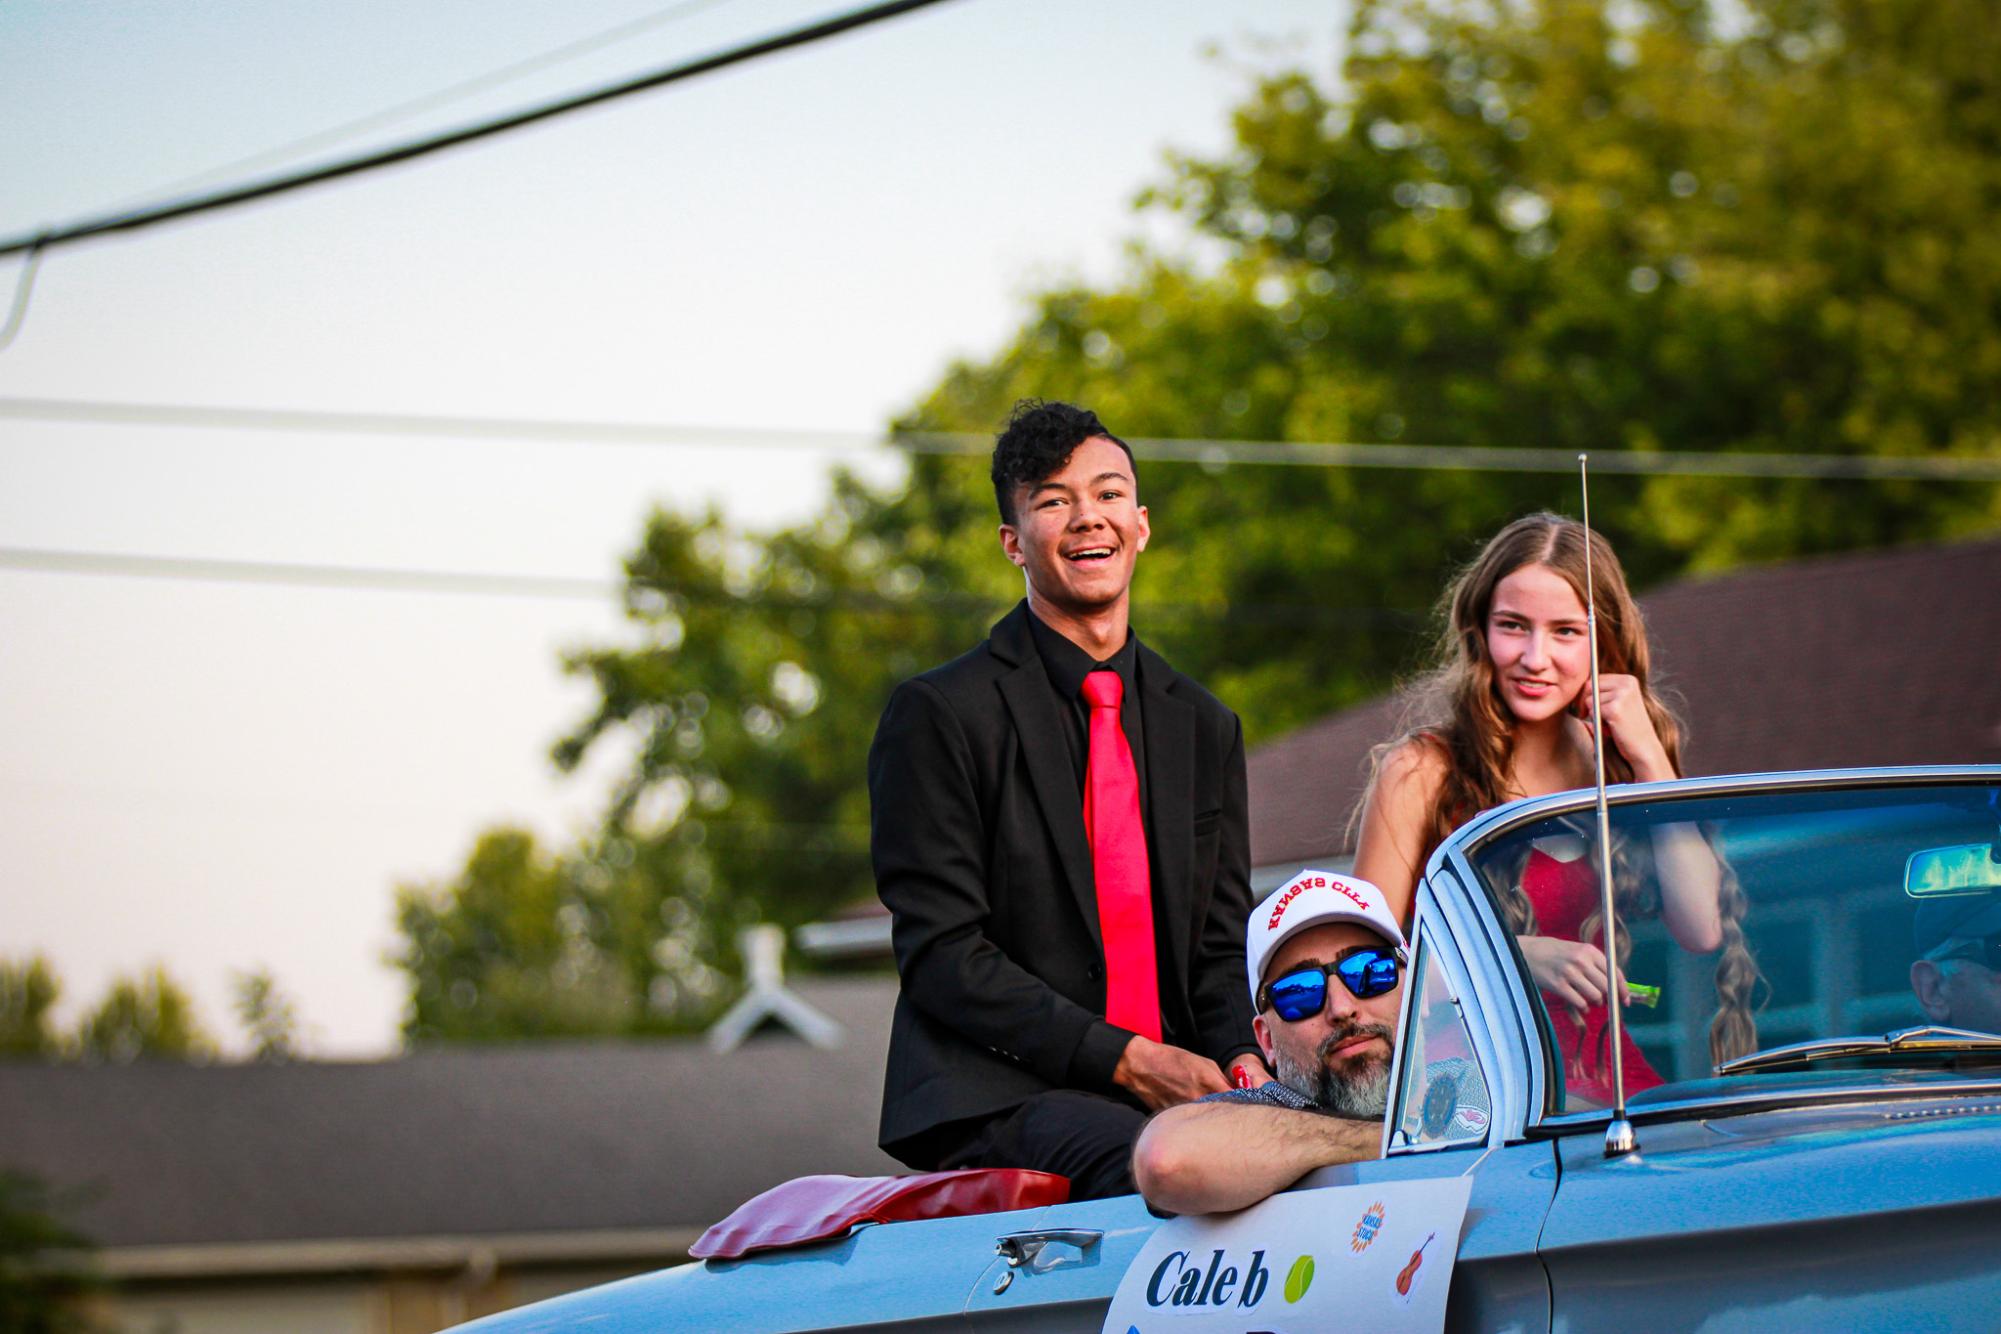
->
xmin=1381 ymin=862 xmax=1544 ymax=1154
xmin=1432 ymin=766 xmax=2001 ymax=1137
xmin=1383 ymin=930 xmax=1491 ymax=1154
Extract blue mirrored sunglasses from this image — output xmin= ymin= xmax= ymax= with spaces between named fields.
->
xmin=1259 ymin=946 xmax=1404 ymax=1022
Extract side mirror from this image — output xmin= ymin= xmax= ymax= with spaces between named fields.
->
xmin=1905 ymin=843 xmax=2001 ymax=897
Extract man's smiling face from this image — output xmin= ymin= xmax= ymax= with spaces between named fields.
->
xmin=999 ymin=435 xmax=1149 ymax=621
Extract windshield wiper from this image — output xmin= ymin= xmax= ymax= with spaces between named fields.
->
xmin=1714 ymin=1025 xmax=2001 ymax=1076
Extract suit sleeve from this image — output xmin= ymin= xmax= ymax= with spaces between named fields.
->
xmin=1191 ymin=711 xmax=1260 ymax=1066
xmin=870 ymin=678 xmax=1131 ymax=1091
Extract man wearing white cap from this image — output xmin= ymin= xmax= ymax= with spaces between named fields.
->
xmin=1133 ymin=868 xmax=1407 ymax=1215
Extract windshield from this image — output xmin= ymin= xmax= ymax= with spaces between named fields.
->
xmin=1461 ymin=777 xmax=2001 ymax=1113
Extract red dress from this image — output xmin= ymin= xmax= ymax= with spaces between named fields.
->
xmin=1522 ymin=848 xmax=1663 ymax=1103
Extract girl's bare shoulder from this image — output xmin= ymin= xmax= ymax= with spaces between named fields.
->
xmin=1374 ymin=733 xmax=1451 ymax=804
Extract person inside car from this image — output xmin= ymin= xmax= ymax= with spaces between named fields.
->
xmin=1910 ymin=888 xmax=2001 ymax=1036
xmin=1132 ymin=869 xmax=1416 ymax=1215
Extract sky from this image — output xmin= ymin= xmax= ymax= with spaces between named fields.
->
xmin=0 ymin=0 xmax=1342 ymax=1055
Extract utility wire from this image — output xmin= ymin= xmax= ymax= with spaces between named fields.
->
xmin=1124 ymin=436 xmax=2001 ymax=482
xmin=102 ymin=0 xmax=739 ymax=211
xmin=0 ymin=245 xmax=45 ymax=352
xmin=0 ymin=546 xmax=1425 ymax=625
xmin=0 ymin=547 xmax=618 ymax=602
xmin=4 ymin=394 xmax=1999 ymax=480
xmin=0 ymin=396 xmax=889 ymax=452
xmin=0 ymin=0 xmax=957 ymax=260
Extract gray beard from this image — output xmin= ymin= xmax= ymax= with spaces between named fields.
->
xmin=1274 ymin=1022 xmax=1394 ymax=1117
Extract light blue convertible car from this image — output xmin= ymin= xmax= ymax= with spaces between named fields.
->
xmin=456 ymin=766 xmax=2001 ymax=1331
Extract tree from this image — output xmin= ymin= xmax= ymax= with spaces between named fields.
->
xmin=402 ymin=0 xmax=2001 ymax=1034
xmin=230 ymin=968 xmax=303 ymax=1062
xmin=393 ymin=507 xmax=994 ymax=1036
xmin=547 ymin=503 xmax=998 ymax=1009
xmin=71 ymin=967 xmax=213 ymax=1064
xmin=0 ymin=957 xmax=61 ymax=1057
xmin=894 ymin=0 xmax=2001 ymax=734
xmin=394 ymin=828 xmax=642 ymax=1040
xmin=0 ymin=1172 xmax=101 ymax=1334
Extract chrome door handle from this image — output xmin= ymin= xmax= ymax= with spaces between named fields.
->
xmin=992 ymin=1229 xmax=1102 ymax=1292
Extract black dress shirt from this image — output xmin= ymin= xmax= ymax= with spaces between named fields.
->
xmin=1023 ymin=609 xmax=1148 ymax=823
xmin=1024 ymin=607 xmax=1178 ymax=1026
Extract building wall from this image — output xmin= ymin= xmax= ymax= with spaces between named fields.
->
xmin=95 ymin=1260 xmax=661 ymax=1334
xmin=105 ymin=1278 xmax=374 ymax=1334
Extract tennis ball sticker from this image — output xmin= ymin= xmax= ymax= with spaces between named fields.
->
xmin=1284 ymin=1254 xmax=1315 ymax=1303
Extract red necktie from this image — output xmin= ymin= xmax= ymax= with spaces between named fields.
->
xmin=1081 ymin=669 xmax=1160 ymax=1041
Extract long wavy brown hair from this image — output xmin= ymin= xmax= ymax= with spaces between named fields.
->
xmin=1362 ymin=512 xmax=1760 ymax=1066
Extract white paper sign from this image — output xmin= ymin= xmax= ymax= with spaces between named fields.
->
xmin=1102 ymin=1175 xmax=1472 ymax=1334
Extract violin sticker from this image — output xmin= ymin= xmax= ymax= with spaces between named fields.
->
xmin=1392 ymin=1231 xmax=1436 ymax=1307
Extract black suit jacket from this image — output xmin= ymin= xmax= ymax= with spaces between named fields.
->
xmin=869 ymin=600 xmax=1257 ymax=1166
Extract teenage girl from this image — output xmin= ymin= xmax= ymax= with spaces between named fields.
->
xmin=1352 ymin=513 xmax=1757 ymax=1099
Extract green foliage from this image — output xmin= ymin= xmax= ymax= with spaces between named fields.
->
xmin=0 ymin=1172 xmax=102 ymax=1334
xmin=394 ymin=828 xmax=642 ymax=1040
xmin=396 ymin=503 xmax=1002 ymax=1038
xmin=230 ymin=968 xmax=302 ymax=1062
xmin=71 ymin=967 xmax=213 ymax=1064
xmin=400 ymin=0 xmax=2001 ymax=1037
xmin=0 ymin=957 xmax=61 ymax=1057
xmin=900 ymin=0 xmax=2001 ymax=733
xmin=554 ymin=502 xmax=1000 ymax=937
xmin=5 ymin=958 xmax=308 ymax=1065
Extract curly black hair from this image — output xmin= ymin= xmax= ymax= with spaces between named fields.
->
xmin=990 ymin=398 xmax=1135 ymax=525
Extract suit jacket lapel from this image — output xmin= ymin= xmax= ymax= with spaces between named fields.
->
xmin=991 ymin=604 xmax=1102 ymax=948
xmin=1139 ymin=645 xmax=1195 ymax=981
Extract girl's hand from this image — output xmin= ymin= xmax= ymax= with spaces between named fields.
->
xmin=1519 ymin=934 xmax=1625 ymax=1012
xmin=1574 ymin=673 xmax=1673 ymax=780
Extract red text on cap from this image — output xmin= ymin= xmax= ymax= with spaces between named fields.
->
xmin=1268 ymin=875 xmax=1369 ymax=930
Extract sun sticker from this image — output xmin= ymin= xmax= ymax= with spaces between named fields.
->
xmin=1350 ymin=1200 xmax=1387 ymax=1254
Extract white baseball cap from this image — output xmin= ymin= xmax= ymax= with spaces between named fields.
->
xmin=1246 ymin=869 xmax=1407 ymax=1006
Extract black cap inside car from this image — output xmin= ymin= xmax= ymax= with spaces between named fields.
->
xmin=1914 ymin=891 xmax=2001 ymax=958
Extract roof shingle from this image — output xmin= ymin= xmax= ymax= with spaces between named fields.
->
xmin=0 ymin=979 xmax=901 ymax=1250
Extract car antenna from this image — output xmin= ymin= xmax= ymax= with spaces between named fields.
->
xmin=1580 ymin=453 xmax=1639 ymax=1158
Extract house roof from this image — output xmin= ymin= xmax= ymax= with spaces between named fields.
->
xmin=1248 ymin=536 xmax=2001 ymax=867
xmin=0 ymin=978 xmax=902 ymax=1257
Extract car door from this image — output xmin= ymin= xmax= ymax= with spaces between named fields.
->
xmin=1535 ymin=1093 xmax=2001 ymax=1332
xmin=958 ymin=1190 xmax=1172 ymax=1333
xmin=1326 ymin=901 xmax=1557 ymax=1333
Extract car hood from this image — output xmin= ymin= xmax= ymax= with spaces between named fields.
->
xmin=1544 ymin=1072 xmax=2001 ymax=1253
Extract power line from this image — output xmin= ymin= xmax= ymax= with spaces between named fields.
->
xmin=0 ymin=547 xmax=618 ymax=602
xmin=1125 ymin=436 xmax=2001 ymax=482
xmin=5 ymin=394 xmax=1999 ymax=480
xmin=0 ymin=396 xmax=891 ymax=452
xmin=0 ymin=0 xmax=958 ymax=260
xmin=0 ymin=546 xmax=1425 ymax=625
xmin=101 ymin=0 xmax=740 ymax=211
xmin=0 ymin=247 xmax=43 ymax=352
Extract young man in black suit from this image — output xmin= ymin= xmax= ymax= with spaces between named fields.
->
xmin=868 ymin=399 xmax=1270 ymax=1199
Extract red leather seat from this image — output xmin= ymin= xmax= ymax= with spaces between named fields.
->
xmin=690 ymin=1169 xmax=1070 ymax=1260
